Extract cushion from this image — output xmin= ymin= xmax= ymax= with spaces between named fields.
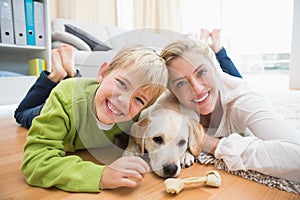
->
xmin=64 ymin=24 xmax=112 ymax=51
xmin=51 ymin=31 xmax=91 ymax=51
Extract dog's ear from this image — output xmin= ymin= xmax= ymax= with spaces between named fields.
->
xmin=131 ymin=117 xmax=152 ymax=155
xmin=188 ymin=119 xmax=205 ymax=156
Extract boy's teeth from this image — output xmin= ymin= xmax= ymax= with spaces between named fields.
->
xmin=108 ymin=102 xmax=122 ymax=116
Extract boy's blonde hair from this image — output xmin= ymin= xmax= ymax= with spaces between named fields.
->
xmin=105 ymin=44 xmax=168 ymax=106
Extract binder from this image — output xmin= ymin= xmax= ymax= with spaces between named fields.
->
xmin=12 ymin=0 xmax=27 ymax=45
xmin=33 ymin=1 xmax=45 ymax=46
xmin=24 ymin=0 xmax=35 ymax=45
xmin=28 ymin=58 xmax=46 ymax=76
xmin=0 ymin=0 xmax=15 ymax=44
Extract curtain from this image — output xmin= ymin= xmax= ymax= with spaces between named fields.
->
xmin=50 ymin=0 xmax=118 ymax=26
xmin=50 ymin=0 xmax=181 ymax=32
xmin=133 ymin=0 xmax=182 ymax=33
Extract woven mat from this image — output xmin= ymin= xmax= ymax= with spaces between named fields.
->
xmin=197 ymin=152 xmax=300 ymax=195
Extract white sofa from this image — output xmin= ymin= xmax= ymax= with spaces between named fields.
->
xmin=51 ymin=18 xmax=183 ymax=77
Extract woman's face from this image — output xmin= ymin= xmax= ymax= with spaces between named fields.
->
xmin=168 ymin=51 xmax=219 ymax=115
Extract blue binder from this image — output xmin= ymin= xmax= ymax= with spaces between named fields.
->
xmin=24 ymin=0 xmax=35 ymax=45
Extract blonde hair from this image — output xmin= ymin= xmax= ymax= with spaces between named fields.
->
xmin=160 ymin=38 xmax=222 ymax=74
xmin=105 ymin=44 xmax=168 ymax=106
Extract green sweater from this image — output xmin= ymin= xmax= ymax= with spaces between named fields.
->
xmin=21 ymin=78 xmax=136 ymax=192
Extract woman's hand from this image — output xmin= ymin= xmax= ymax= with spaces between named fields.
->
xmin=99 ymin=156 xmax=150 ymax=189
xmin=203 ymin=134 xmax=220 ymax=155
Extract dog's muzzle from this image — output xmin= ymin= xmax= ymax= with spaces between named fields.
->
xmin=163 ymin=163 xmax=178 ymax=177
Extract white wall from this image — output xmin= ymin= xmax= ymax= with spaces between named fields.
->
xmin=0 ymin=76 xmax=36 ymax=106
xmin=289 ymin=0 xmax=300 ymax=89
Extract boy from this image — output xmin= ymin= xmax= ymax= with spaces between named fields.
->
xmin=21 ymin=44 xmax=168 ymax=192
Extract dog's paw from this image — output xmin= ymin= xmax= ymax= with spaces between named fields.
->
xmin=180 ymin=151 xmax=195 ymax=168
xmin=122 ymin=147 xmax=142 ymax=157
xmin=122 ymin=137 xmax=143 ymax=157
xmin=122 ymin=150 xmax=136 ymax=157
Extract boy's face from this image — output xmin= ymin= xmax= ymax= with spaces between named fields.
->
xmin=94 ymin=63 xmax=152 ymax=124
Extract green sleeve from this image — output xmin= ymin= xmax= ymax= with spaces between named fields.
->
xmin=21 ymin=81 xmax=105 ymax=192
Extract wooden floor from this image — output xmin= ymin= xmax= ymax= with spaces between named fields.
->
xmin=1 ymin=117 xmax=299 ymax=200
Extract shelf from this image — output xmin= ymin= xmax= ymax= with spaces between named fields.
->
xmin=0 ymin=0 xmax=50 ymax=106
xmin=0 ymin=43 xmax=46 ymax=53
xmin=0 ymin=0 xmax=50 ymax=70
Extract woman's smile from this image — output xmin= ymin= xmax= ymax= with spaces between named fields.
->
xmin=192 ymin=90 xmax=210 ymax=105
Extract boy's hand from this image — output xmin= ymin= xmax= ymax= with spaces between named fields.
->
xmin=99 ymin=156 xmax=150 ymax=189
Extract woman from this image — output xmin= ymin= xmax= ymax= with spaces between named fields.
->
xmin=160 ymin=36 xmax=300 ymax=183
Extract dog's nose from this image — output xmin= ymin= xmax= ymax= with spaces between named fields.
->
xmin=163 ymin=163 xmax=178 ymax=177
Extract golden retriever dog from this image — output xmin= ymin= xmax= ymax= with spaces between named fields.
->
xmin=123 ymin=90 xmax=205 ymax=178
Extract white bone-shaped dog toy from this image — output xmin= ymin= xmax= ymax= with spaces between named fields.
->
xmin=164 ymin=170 xmax=221 ymax=194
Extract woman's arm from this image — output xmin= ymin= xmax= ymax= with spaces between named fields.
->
xmin=215 ymin=94 xmax=300 ymax=182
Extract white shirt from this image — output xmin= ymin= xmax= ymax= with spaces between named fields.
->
xmin=213 ymin=73 xmax=300 ymax=182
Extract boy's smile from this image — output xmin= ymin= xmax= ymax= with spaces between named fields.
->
xmin=106 ymin=99 xmax=124 ymax=116
xmin=93 ymin=64 xmax=152 ymax=124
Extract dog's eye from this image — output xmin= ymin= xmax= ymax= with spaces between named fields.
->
xmin=178 ymin=139 xmax=186 ymax=147
xmin=153 ymin=136 xmax=164 ymax=144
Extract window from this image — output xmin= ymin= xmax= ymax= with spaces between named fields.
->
xmin=181 ymin=0 xmax=294 ymax=74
